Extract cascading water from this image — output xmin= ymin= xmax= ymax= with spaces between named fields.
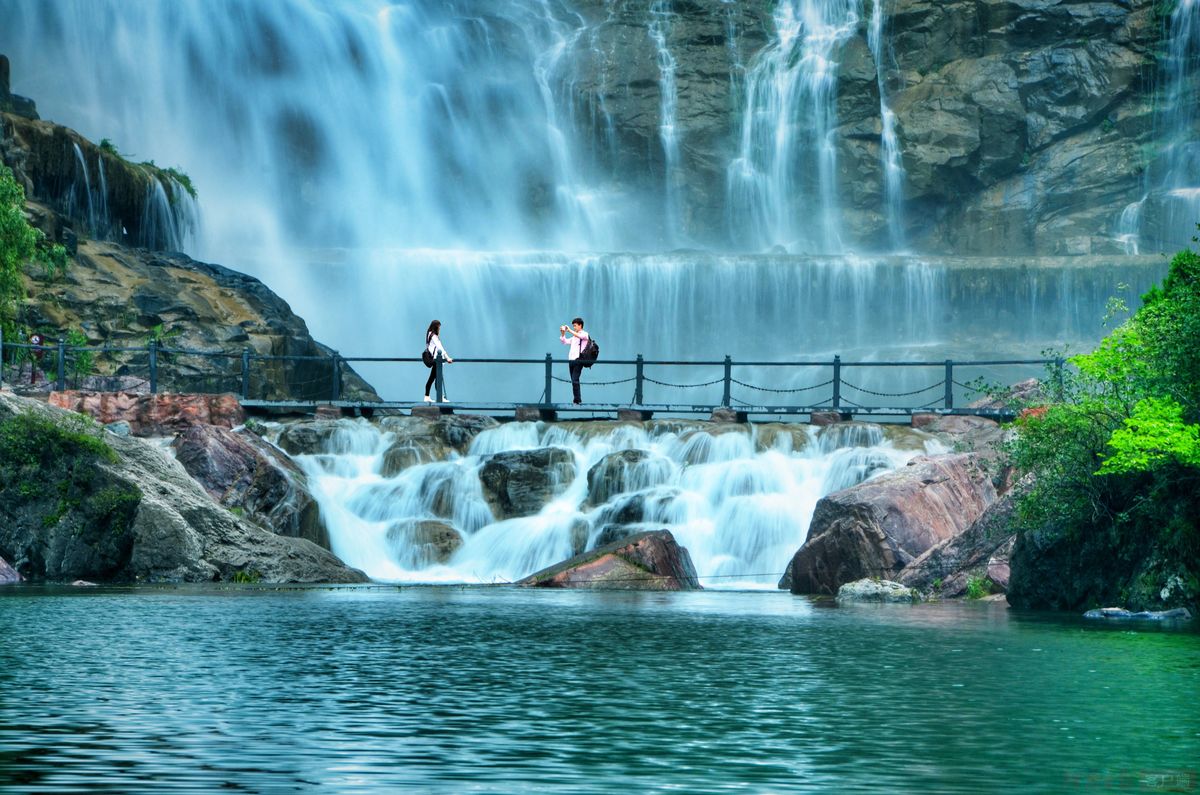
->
xmin=867 ymin=0 xmax=905 ymax=251
xmin=649 ymin=0 xmax=684 ymax=247
xmin=293 ymin=418 xmax=945 ymax=586
xmin=1117 ymin=0 xmax=1200 ymax=252
xmin=726 ymin=0 xmax=862 ymax=253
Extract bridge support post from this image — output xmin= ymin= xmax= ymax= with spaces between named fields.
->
xmin=635 ymin=354 xmax=644 ymax=405
xmin=722 ymin=355 xmax=732 ymax=407
xmin=944 ymin=360 xmax=954 ymax=409
xmin=544 ymin=353 xmax=553 ymax=405
xmin=56 ymin=336 xmax=66 ymax=391
xmin=331 ymin=353 xmax=342 ymax=401
xmin=1054 ymin=357 xmax=1065 ymax=401
xmin=831 ymin=355 xmax=841 ymax=411
xmin=434 ymin=354 xmax=444 ymax=402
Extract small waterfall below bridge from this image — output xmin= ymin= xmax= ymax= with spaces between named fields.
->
xmin=293 ymin=417 xmax=944 ymax=586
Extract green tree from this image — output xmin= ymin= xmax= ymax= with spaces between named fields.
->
xmin=0 ymin=165 xmax=38 ymax=340
xmin=1009 ymin=243 xmax=1200 ymax=601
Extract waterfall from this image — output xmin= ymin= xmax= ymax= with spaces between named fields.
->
xmin=726 ymin=0 xmax=862 ymax=253
xmin=1117 ymin=0 xmax=1200 ymax=251
xmin=69 ymin=142 xmax=99 ymax=237
xmin=649 ymin=0 xmax=684 ymax=246
xmin=294 ymin=418 xmax=946 ymax=586
xmin=867 ymin=0 xmax=905 ymax=250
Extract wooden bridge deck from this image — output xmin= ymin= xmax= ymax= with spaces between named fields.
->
xmin=240 ymin=399 xmax=1017 ymax=423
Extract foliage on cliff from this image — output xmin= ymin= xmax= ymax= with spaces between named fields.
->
xmin=1008 ymin=240 xmax=1200 ymax=609
xmin=0 ymin=164 xmax=66 ymax=339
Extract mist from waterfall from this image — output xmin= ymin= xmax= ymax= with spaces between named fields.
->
xmin=293 ymin=417 xmax=945 ymax=586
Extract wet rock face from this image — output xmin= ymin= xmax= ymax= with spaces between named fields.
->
xmin=13 ymin=238 xmax=377 ymax=402
xmin=784 ymin=453 xmax=997 ymax=594
xmin=171 ymin=424 xmax=327 ymax=549
xmin=520 ymin=529 xmax=701 ymax=590
xmin=385 ymin=519 xmax=463 ymax=567
xmin=479 ymin=447 xmax=576 ymax=520
xmin=565 ymin=0 xmax=1163 ymax=253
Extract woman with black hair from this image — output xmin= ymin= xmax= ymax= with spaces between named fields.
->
xmin=423 ymin=319 xmax=453 ymax=402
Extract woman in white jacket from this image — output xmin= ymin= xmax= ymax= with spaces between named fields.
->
xmin=424 ymin=319 xmax=453 ymax=402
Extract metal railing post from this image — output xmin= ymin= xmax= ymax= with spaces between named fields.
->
xmin=832 ymin=355 xmax=841 ymax=411
xmin=434 ymin=354 xmax=444 ymax=402
xmin=331 ymin=353 xmax=342 ymax=401
xmin=635 ymin=354 xmax=644 ymax=405
xmin=722 ymin=355 xmax=732 ymax=407
xmin=544 ymin=353 xmax=553 ymax=405
xmin=148 ymin=339 xmax=158 ymax=394
xmin=944 ymin=359 xmax=954 ymax=410
xmin=1054 ymin=356 xmax=1065 ymax=401
xmin=57 ymin=337 xmax=66 ymax=391
xmin=241 ymin=348 xmax=250 ymax=399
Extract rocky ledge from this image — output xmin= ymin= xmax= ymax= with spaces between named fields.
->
xmin=0 ymin=392 xmax=365 ymax=584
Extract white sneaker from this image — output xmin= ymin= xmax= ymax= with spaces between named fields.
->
xmin=423 ymin=395 xmax=433 ymax=402
xmin=441 ymin=397 xmax=451 ymax=403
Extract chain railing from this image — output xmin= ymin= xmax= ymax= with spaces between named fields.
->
xmin=0 ymin=330 xmax=1063 ymax=415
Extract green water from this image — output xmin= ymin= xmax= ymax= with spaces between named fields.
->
xmin=0 ymin=587 xmax=1197 ymax=794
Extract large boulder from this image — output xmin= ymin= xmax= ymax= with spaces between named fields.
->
xmin=377 ymin=414 xmax=500 ymax=475
xmin=384 ymin=519 xmax=463 ymax=567
xmin=49 ymin=390 xmax=245 ymax=437
xmin=0 ymin=392 xmax=366 ymax=584
xmin=520 ymin=530 xmax=701 ymax=591
xmin=479 ymin=447 xmax=576 ymax=519
xmin=784 ymin=453 xmax=997 ymax=594
xmin=586 ymin=449 xmax=674 ymax=505
xmin=171 ymin=423 xmax=327 ymax=548
xmin=897 ymin=486 xmax=1022 ymax=597
xmin=836 ymin=578 xmax=921 ymax=603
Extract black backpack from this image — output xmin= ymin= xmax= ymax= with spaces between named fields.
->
xmin=580 ymin=336 xmax=599 ymax=368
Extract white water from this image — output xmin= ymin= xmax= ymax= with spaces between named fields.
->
xmin=294 ymin=418 xmax=945 ymax=586
xmin=867 ymin=0 xmax=906 ymax=251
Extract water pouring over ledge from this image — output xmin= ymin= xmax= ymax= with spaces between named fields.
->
xmin=292 ymin=417 xmax=945 ymax=585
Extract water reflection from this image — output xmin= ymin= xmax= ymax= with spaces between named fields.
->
xmin=0 ymin=587 xmax=1196 ymax=794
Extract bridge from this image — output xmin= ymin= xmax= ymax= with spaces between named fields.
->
xmin=0 ymin=333 xmax=1061 ymax=423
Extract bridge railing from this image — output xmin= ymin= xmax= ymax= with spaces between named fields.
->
xmin=0 ymin=331 xmax=1064 ymax=414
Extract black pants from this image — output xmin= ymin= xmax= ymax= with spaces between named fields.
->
xmin=569 ymin=360 xmax=584 ymax=403
xmin=425 ymin=362 xmax=445 ymax=398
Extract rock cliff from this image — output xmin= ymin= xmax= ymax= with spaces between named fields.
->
xmin=567 ymin=0 xmax=1184 ymax=254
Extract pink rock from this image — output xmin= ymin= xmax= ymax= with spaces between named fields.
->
xmin=521 ymin=530 xmax=701 ymax=591
xmin=785 ymin=453 xmax=998 ymax=594
xmin=48 ymin=391 xmax=245 ymax=437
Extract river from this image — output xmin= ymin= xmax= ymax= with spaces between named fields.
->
xmin=1 ymin=586 xmax=1196 ymax=793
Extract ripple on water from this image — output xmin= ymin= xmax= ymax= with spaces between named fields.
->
xmin=0 ymin=587 xmax=1197 ymax=794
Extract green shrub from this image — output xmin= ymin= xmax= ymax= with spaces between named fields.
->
xmin=966 ymin=575 xmax=991 ymax=600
